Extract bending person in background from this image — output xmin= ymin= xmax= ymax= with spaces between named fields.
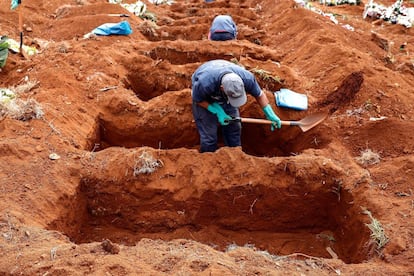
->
xmin=208 ymin=15 xmax=237 ymax=41
xmin=191 ymin=59 xmax=281 ymax=153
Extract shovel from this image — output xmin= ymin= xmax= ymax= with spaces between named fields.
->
xmin=107 ymin=14 xmax=130 ymax=17
xmin=226 ymin=112 xmax=327 ymax=132
xmin=17 ymin=0 xmax=29 ymax=59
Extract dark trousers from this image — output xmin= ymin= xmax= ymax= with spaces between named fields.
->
xmin=192 ymin=102 xmax=241 ymax=153
xmin=210 ymin=32 xmax=236 ymax=41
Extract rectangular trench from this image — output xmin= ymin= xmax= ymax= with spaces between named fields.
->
xmin=48 ymin=180 xmax=371 ymax=264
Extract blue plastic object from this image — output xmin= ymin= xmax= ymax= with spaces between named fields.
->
xmin=274 ymin=88 xmax=308 ymax=111
xmin=92 ymin=21 xmax=132 ymax=36
xmin=10 ymin=0 xmax=19 ymax=10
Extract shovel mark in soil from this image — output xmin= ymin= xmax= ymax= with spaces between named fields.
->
xmin=318 ymin=71 xmax=364 ymax=114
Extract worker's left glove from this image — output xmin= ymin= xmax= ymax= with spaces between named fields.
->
xmin=263 ymin=104 xmax=281 ymax=131
xmin=207 ymin=102 xmax=232 ymax=126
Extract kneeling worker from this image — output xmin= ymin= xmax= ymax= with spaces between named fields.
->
xmin=208 ymin=15 xmax=237 ymax=41
xmin=191 ymin=59 xmax=281 ymax=153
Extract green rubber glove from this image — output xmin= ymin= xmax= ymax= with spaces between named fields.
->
xmin=207 ymin=102 xmax=232 ymax=126
xmin=263 ymin=104 xmax=281 ymax=131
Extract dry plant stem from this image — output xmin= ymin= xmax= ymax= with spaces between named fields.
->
xmin=133 ymin=150 xmax=163 ymax=176
xmin=45 ymin=119 xmax=61 ymax=135
xmin=249 ymin=198 xmax=258 ymax=214
xmin=356 ymin=149 xmax=380 ymax=166
xmin=6 ymin=213 xmax=14 ymax=241
xmin=275 ymin=253 xmax=339 ymax=274
xmin=362 ymin=208 xmax=389 ymax=251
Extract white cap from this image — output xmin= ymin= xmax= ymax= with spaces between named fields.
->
xmin=221 ymin=73 xmax=246 ymax=107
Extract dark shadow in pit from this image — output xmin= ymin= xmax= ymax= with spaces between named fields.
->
xmin=111 ymin=55 xmax=329 ymax=156
xmin=124 ymin=57 xmax=283 ymax=101
xmin=125 ymin=56 xmax=275 ymax=102
xmin=240 ymin=123 xmax=331 ymax=157
xmin=48 ymin=180 xmax=370 ymax=264
xmin=95 ymin=117 xmax=331 ymax=157
xmin=317 ymin=71 xmax=364 ymax=114
xmin=123 ymin=57 xmax=194 ymax=101
xmin=139 ymin=23 xmax=207 ymax=42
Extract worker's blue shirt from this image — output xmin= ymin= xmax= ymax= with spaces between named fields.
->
xmin=209 ymin=15 xmax=237 ymax=37
xmin=191 ymin=60 xmax=262 ymax=104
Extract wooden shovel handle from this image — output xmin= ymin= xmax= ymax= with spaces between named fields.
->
xmin=240 ymin=117 xmax=295 ymax=126
xmin=18 ymin=3 xmax=23 ymax=51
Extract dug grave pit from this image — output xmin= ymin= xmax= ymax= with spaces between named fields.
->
xmin=103 ymin=52 xmax=328 ymax=156
xmin=48 ymin=147 xmax=372 ymax=264
xmin=97 ymin=113 xmax=330 ymax=157
xmin=95 ymin=87 xmax=330 ymax=156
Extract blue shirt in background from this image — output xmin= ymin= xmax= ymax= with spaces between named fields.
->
xmin=209 ymin=15 xmax=237 ymax=38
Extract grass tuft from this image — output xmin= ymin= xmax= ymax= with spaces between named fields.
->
xmin=356 ymin=149 xmax=380 ymax=166
xmin=250 ymin=68 xmax=282 ymax=84
xmin=133 ymin=150 xmax=163 ymax=176
xmin=0 ymin=81 xmax=43 ymax=121
xmin=362 ymin=208 xmax=389 ymax=253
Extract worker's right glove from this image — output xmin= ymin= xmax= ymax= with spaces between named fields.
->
xmin=207 ymin=102 xmax=232 ymax=126
xmin=263 ymin=104 xmax=282 ymax=131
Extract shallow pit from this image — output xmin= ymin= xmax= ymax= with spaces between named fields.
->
xmin=49 ymin=174 xmax=370 ymax=264
xmin=124 ymin=57 xmax=194 ymax=101
xmin=96 ymin=115 xmax=330 ymax=157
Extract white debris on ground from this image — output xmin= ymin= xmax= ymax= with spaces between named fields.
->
xmin=319 ymin=0 xmax=361 ymax=5
xmin=0 ymin=94 xmax=44 ymax=121
xmin=6 ymin=38 xmax=38 ymax=56
xmin=107 ymin=0 xmax=174 ymax=17
xmin=0 ymin=80 xmax=44 ymax=121
xmin=108 ymin=0 xmax=147 ymax=16
xmin=147 ymin=0 xmax=174 ymax=5
xmin=0 ymin=88 xmax=15 ymax=104
xmin=294 ymin=0 xmax=356 ymax=31
xmin=295 ymin=0 xmax=413 ymax=29
xmin=363 ymin=0 xmax=414 ymax=28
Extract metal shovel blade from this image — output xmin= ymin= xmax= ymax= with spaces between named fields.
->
xmin=284 ymin=112 xmax=328 ymax=132
xmin=238 ymin=112 xmax=328 ymax=132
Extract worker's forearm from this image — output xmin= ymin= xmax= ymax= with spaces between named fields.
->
xmin=256 ymin=92 xmax=270 ymax=108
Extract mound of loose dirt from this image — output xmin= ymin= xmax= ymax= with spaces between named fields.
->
xmin=1 ymin=0 xmax=414 ymax=274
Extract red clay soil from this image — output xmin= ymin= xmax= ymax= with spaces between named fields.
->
xmin=1 ymin=0 xmax=414 ymax=275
